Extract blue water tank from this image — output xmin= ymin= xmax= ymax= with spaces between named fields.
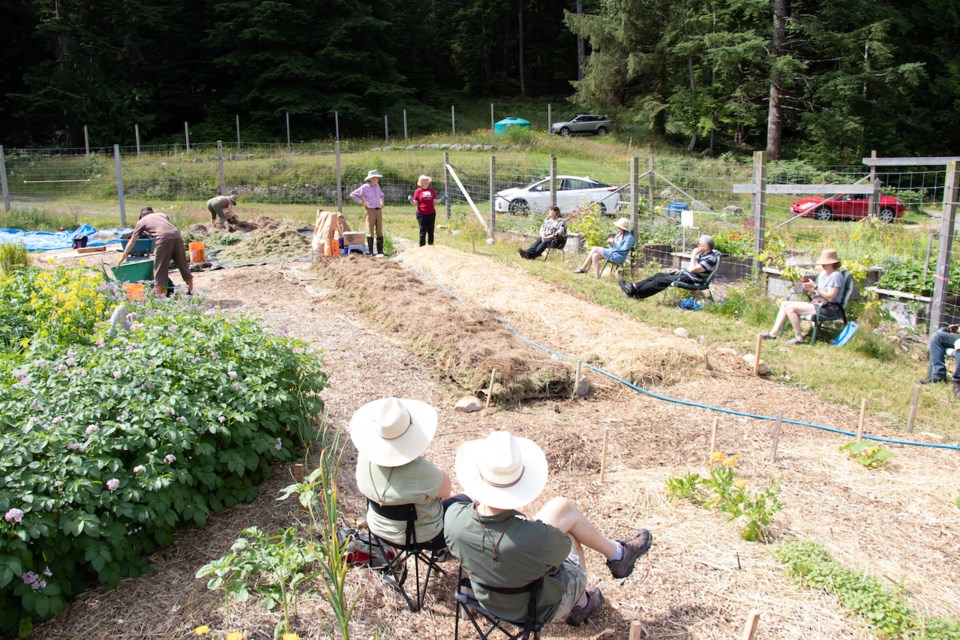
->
xmin=494 ymin=117 xmax=532 ymax=136
xmin=668 ymin=202 xmax=689 ymax=218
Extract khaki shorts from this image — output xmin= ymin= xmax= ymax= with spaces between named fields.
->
xmin=552 ymin=548 xmax=587 ymax=622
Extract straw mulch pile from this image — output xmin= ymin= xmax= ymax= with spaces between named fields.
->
xmin=188 ymin=214 xmax=285 ymax=237
xmin=308 ymin=255 xmax=574 ymax=403
xmin=30 ymin=260 xmax=960 ymax=640
xmin=218 ymin=224 xmax=311 ymax=262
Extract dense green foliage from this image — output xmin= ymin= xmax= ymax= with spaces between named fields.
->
xmin=0 ymin=272 xmax=327 ymax=634
xmin=1 ymin=0 xmax=957 ymax=160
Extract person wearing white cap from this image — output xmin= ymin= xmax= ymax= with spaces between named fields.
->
xmin=573 ymin=217 xmax=635 ymax=278
xmin=444 ymin=431 xmax=652 ymax=627
xmin=761 ymin=248 xmax=844 ymax=345
xmin=351 ymin=397 xmax=464 ymax=549
xmin=411 ymin=175 xmax=438 ymax=247
xmin=619 ymin=234 xmax=719 ymax=300
xmin=350 ymin=170 xmax=386 ymax=256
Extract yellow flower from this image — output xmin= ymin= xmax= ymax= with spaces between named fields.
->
xmin=282 ymin=634 xmax=301 ymax=640
xmin=723 ymin=454 xmax=740 ymax=468
xmin=193 ymin=626 xmax=211 ymax=636
xmin=226 ymin=632 xmax=244 ymax=640
xmin=710 ymin=451 xmax=724 ymax=464
xmin=734 ymin=479 xmax=747 ymax=490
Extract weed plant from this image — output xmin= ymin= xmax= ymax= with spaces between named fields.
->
xmin=840 ymin=441 xmax=893 ymax=469
xmin=0 ymin=243 xmax=30 ymax=274
xmin=776 ymin=540 xmax=960 ymax=639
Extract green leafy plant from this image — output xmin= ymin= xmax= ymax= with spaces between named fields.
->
xmin=0 ymin=243 xmax=31 ymax=274
xmin=0 ymin=273 xmax=327 ymax=635
xmin=840 ymin=441 xmax=893 ymax=469
xmin=665 ymin=472 xmax=705 ymax=504
xmin=776 ymin=540 xmax=960 ymax=639
xmin=712 ymin=228 xmax=753 ymax=257
xmin=568 ymin=203 xmax=612 ymax=249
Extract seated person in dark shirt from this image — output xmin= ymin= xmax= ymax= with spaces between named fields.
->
xmin=619 ymin=234 xmax=718 ymax=299
xmin=519 ymin=206 xmax=566 ymax=259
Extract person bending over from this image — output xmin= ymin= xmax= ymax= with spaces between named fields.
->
xmin=445 ymin=430 xmax=652 ymax=628
xmin=519 ymin=206 xmax=566 ymax=259
xmin=619 ymin=235 xmax=718 ymax=300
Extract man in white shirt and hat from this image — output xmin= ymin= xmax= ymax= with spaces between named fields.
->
xmin=351 ymin=397 xmax=465 ymax=551
xmin=444 ymin=431 xmax=652 ymax=627
xmin=350 ymin=169 xmax=386 ymax=256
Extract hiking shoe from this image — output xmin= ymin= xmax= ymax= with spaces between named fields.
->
xmin=760 ymin=333 xmax=777 ymax=340
xmin=607 ymin=530 xmax=652 ymax=579
xmin=518 ymin=248 xmax=529 ymax=259
xmin=785 ymin=337 xmax=805 ymax=345
xmin=618 ymin=275 xmax=635 ymax=297
xmin=919 ymin=377 xmax=947 ymax=385
xmin=565 ymin=587 xmax=604 ymax=626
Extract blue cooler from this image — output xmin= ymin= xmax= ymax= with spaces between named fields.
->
xmin=668 ymin=202 xmax=689 ymax=218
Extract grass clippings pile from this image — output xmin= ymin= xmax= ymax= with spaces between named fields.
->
xmin=311 ymin=256 xmax=574 ymax=403
xmin=400 ymin=245 xmax=726 ymax=385
xmin=188 ymin=214 xmax=285 ymax=237
xmin=218 ymin=224 xmax=311 ymax=263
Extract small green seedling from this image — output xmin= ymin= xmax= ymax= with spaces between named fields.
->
xmin=840 ymin=441 xmax=892 ymax=469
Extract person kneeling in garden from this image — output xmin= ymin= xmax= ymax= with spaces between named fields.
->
xmin=445 ymin=430 xmax=652 ymax=627
xmin=519 ymin=206 xmax=566 ymax=259
xmin=619 ymin=234 xmax=718 ymax=300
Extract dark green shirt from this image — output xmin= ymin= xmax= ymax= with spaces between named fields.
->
xmin=444 ymin=501 xmax=572 ymax=624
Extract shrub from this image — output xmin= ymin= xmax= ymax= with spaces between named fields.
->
xmin=0 ymin=291 xmax=327 ymax=634
xmin=0 ymin=243 xmax=31 ymax=274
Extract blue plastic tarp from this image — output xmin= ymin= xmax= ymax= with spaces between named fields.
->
xmin=0 ymin=224 xmax=126 ymax=252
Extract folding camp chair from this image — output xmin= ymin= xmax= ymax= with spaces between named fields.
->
xmin=541 ymin=236 xmax=566 ymax=261
xmin=453 ymin=567 xmax=544 ymax=640
xmin=364 ymin=500 xmax=445 ymax=612
xmin=662 ymin=252 xmax=721 ymax=306
xmin=777 ymin=270 xmax=855 ymax=345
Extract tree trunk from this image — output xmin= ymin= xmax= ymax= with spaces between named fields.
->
xmin=765 ymin=0 xmax=787 ymax=161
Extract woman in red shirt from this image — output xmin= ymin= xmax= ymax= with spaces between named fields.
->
xmin=412 ymin=175 xmax=437 ymax=247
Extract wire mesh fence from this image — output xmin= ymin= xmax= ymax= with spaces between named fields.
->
xmin=1 ymin=143 xmax=956 ymax=333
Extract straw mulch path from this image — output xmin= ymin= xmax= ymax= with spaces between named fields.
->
xmin=31 ymin=250 xmax=960 ymax=639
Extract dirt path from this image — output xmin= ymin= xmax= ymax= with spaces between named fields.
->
xmin=32 ymin=252 xmax=960 ymax=640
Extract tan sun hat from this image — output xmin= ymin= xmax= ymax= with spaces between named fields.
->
xmin=614 ymin=217 xmax=632 ymax=232
xmin=418 ymin=175 xmax=431 ymax=186
xmin=349 ymin=397 xmax=437 ymax=467
xmin=364 ymin=169 xmax=384 ymax=182
xmin=455 ymin=431 xmax=548 ymax=510
xmin=815 ymin=248 xmax=841 ymax=266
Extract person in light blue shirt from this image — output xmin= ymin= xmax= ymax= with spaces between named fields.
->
xmin=573 ymin=217 xmax=635 ymax=278
xmin=762 ymin=248 xmax=844 ymax=345
xmin=350 ymin=169 xmax=386 ymax=255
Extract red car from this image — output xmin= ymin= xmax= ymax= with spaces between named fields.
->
xmin=790 ymin=193 xmax=905 ymax=223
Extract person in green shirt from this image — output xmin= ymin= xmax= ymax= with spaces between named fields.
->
xmin=445 ymin=431 xmax=652 ymax=627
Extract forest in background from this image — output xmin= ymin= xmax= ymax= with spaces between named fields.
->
xmin=0 ymin=0 xmax=958 ymax=163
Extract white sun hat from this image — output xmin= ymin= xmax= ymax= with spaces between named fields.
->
xmin=349 ymin=397 xmax=437 ymax=467
xmin=455 ymin=431 xmax=548 ymax=510
xmin=364 ymin=169 xmax=384 ymax=181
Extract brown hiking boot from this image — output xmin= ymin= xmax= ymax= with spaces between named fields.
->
xmin=607 ymin=530 xmax=652 ymax=579
xmin=565 ymin=587 xmax=604 ymax=626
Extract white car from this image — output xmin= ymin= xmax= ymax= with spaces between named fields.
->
xmin=494 ymin=175 xmax=623 ymax=215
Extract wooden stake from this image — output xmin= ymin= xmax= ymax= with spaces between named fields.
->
xmin=293 ymin=463 xmax=306 ymax=511
xmin=741 ymin=611 xmax=760 ymax=640
xmin=856 ymin=398 xmax=867 ymax=441
xmin=906 ymin=385 xmax=921 ymax=434
xmin=628 ymin=621 xmax=644 ymax=640
xmin=571 ymin=360 xmax=583 ymax=399
xmin=599 ymin=429 xmax=610 ymax=483
xmin=768 ymin=409 xmax=783 ymax=464
xmin=708 ymin=417 xmax=719 ymax=461
xmin=486 ymin=368 xmax=497 ymax=408
xmin=753 ymin=334 xmax=763 ymax=376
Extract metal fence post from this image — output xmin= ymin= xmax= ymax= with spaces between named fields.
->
xmin=113 ymin=144 xmax=127 ymax=227
xmin=403 ymin=110 xmax=408 ymax=142
xmin=488 ymin=155 xmax=496 ymax=242
xmin=869 ymin=150 xmax=879 ymax=217
xmin=335 ymin=111 xmax=340 ymax=142
xmin=135 ymin=124 xmax=141 ymax=157
xmin=751 ymin=150 xmax=767 ymax=258
xmin=929 ymin=161 xmax=959 ymax=336
xmin=550 ymin=156 xmax=557 ymax=208
xmin=630 ymin=157 xmax=639 ymax=228
xmin=547 ymin=104 xmax=552 ymax=131
xmin=648 ymin=154 xmax=656 ymax=215
xmin=236 ymin=115 xmax=241 ymax=150
xmin=335 ymin=140 xmax=343 ymax=213
xmin=490 ymin=103 xmax=495 ymax=136
xmin=217 ymin=141 xmax=226 ymax=195
xmin=384 ymin=115 xmax=389 ymax=143
xmin=0 ymin=146 xmax=10 ymax=213
xmin=84 ymin=126 xmax=90 ymax=156
xmin=444 ymin=151 xmax=451 ymax=220
xmin=184 ymin=122 xmax=190 ymax=152
xmin=286 ymin=112 xmax=291 ymax=150
xmin=451 ymin=105 xmax=456 ymax=137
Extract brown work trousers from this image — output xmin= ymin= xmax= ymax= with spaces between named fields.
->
xmin=365 ymin=207 xmax=383 ymax=238
xmin=153 ymin=234 xmax=193 ymax=289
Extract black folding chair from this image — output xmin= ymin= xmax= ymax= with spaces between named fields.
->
xmin=663 ymin=251 xmax=722 ymax=305
xmin=798 ymin=270 xmax=855 ymax=345
xmin=454 ymin=567 xmax=544 ymax=640
xmin=364 ymin=500 xmax=445 ymax=612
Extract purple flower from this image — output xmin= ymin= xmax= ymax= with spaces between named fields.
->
xmin=177 ymin=416 xmax=187 ymax=424
xmin=168 ymin=325 xmax=178 ymax=334
xmin=85 ymin=425 xmax=99 ymax=435
xmin=96 ymin=338 xmax=105 ymax=348
xmin=228 ymin=371 xmax=238 ymax=380
xmin=12 ymin=369 xmax=26 ymax=380
xmin=106 ymin=479 xmax=119 ymax=491
xmin=275 ymin=438 xmax=283 ymax=451
xmin=56 ymin=364 xmax=68 ymax=373
xmin=167 ymin=408 xmax=176 ymax=416
xmin=113 ymin=371 xmax=121 ymax=379
xmin=67 ymin=443 xmax=85 ymax=452
xmin=217 ymin=415 xmax=226 ymax=423
xmin=19 ymin=378 xmax=29 ymax=387
xmin=43 ymin=567 xmax=52 ymax=577
xmin=66 ymin=357 xmax=76 ymax=367
xmin=4 ymin=508 xmax=24 ymax=524
xmin=54 ymin=480 xmax=63 ymax=488
xmin=142 ymin=381 xmax=154 ymax=390
xmin=22 ymin=571 xmax=38 ymax=585
xmin=164 ymin=454 xmax=177 ymax=464
xmin=52 ymin=416 xmax=62 ymax=425
xmin=72 ymin=368 xmax=87 ymax=377
xmin=33 ymin=579 xmax=46 ymax=590
xmin=133 ymin=465 xmax=146 ymax=474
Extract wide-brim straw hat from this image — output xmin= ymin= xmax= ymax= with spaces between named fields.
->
xmin=364 ymin=170 xmax=384 ymax=182
xmin=816 ymin=248 xmax=841 ymax=266
xmin=614 ymin=217 xmax=632 ymax=231
xmin=418 ymin=174 xmax=432 ymax=185
xmin=349 ymin=397 xmax=437 ymax=467
xmin=455 ymin=431 xmax=548 ymax=510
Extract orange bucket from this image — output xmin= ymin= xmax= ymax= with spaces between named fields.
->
xmin=122 ymin=283 xmax=145 ymax=301
xmin=189 ymin=241 xmax=205 ymax=263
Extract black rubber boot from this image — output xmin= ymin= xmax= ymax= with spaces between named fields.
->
xmin=366 ymin=236 xmax=374 ymax=255
xmin=376 ymin=237 xmax=385 ymax=256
